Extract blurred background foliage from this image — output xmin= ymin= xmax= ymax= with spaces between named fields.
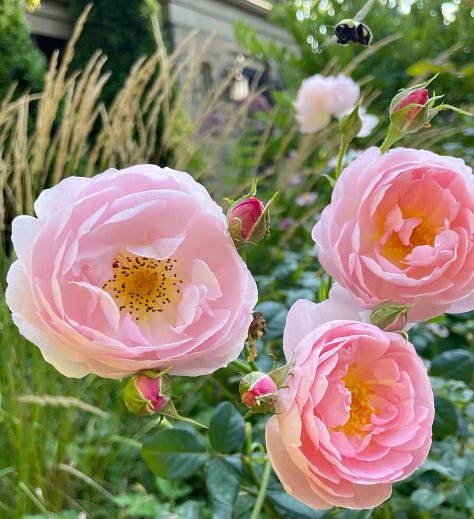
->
xmin=69 ymin=0 xmax=159 ymax=105
xmin=239 ymin=0 xmax=474 ymax=108
xmin=0 ymin=1 xmax=473 ymax=518
xmin=0 ymin=0 xmax=45 ymax=99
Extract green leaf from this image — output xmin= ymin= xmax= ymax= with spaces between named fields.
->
xmin=209 ymin=500 xmax=233 ymax=519
xmin=334 ymin=510 xmax=373 ymax=519
xmin=208 ymin=402 xmax=245 ymax=454
xmin=421 ymin=457 xmax=465 ymax=481
xmin=141 ymin=428 xmax=207 ymax=479
xmin=266 ymin=490 xmax=327 ymax=519
xmin=114 ymin=494 xmax=161 ymax=517
xmin=433 ymin=395 xmax=460 ymax=439
xmin=206 ymin=457 xmax=240 ymax=518
xmin=255 ymin=300 xmax=288 ymax=340
xmin=460 ymin=63 xmax=474 ymax=77
xmin=431 ymin=349 xmax=474 ymax=384
xmin=206 ymin=458 xmax=240 ymax=505
xmin=174 ymin=500 xmax=207 ymax=519
xmin=410 ymin=488 xmax=445 ymax=510
xmin=447 ymin=474 xmax=474 ymax=509
xmin=154 ymin=476 xmax=193 ymax=500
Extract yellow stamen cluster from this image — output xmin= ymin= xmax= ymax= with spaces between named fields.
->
xmin=103 ymin=254 xmax=183 ymax=321
xmin=333 ymin=368 xmax=378 ymax=437
xmin=381 ymin=214 xmax=435 ymax=265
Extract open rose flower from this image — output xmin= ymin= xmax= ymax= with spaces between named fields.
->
xmin=6 ymin=165 xmax=258 ymax=378
xmin=266 ymin=298 xmax=434 ymax=510
xmin=294 ymin=73 xmax=360 ymax=133
xmin=313 ymin=147 xmax=474 ymax=322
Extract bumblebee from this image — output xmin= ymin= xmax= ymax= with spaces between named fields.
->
xmin=334 ymin=19 xmax=373 ymax=46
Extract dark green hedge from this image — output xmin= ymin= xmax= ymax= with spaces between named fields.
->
xmin=69 ymin=0 xmax=158 ymax=105
xmin=0 ymin=0 xmax=46 ymax=98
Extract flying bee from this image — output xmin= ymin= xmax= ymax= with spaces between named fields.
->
xmin=324 ymin=0 xmax=375 ymax=47
xmin=334 ymin=19 xmax=373 ymax=46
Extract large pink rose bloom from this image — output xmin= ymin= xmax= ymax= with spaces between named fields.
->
xmin=266 ymin=298 xmax=434 ymax=510
xmin=6 ymin=165 xmax=258 ymax=378
xmin=294 ymin=74 xmax=360 ymax=133
xmin=313 ymin=147 xmax=474 ymax=322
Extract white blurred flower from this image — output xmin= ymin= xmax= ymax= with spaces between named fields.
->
xmin=357 ymin=107 xmax=379 ymax=137
xmin=293 ymin=74 xmax=360 ymax=133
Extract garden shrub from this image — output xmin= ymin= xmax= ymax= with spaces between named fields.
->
xmin=0 ymin=0 xmax=46 ymax=98
xmin=69 ymin=0 xmax=159 ymax=105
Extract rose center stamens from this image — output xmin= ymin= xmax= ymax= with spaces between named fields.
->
xmin=103 ymin=254 xmax=183 ymax=321
xmin=380 ymin=211 xmax=436 ymax=264
xmin=332 ymin=368 xmax=378 ymax=437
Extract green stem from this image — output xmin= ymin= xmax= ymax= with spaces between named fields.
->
xmin=380 ymin=123 xmax=404 ymax=153
xmin=229 ymin=359 xmax=255 ymax=375
xmin=334 ymin=138 xmax=349 ymax=179
xmin=250 ymin=459 xmax=272 ymax=519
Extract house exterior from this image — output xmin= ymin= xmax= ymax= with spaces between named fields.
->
xmin=24 ymin=0 xmax=296 ymax=98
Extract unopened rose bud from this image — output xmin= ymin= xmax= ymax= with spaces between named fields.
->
xmin=228 ymin=197 xmax=268 ymax=245
xmin=124 ymin=370 xmax=172 ymax=415
xmin=226 ymin=181 xmax=278 ymax=247
xmin=370 ymin=302 xmax=413 ymax=332
xmin=240 ymin=372 xmax=278 ymax=414
xmin=381 ymin=76 xmax=471 ymax=153
xmin=390 ymin=88 xmax=430 ymax=132
xmin=339 ymin=101 xmax=363 ymax=142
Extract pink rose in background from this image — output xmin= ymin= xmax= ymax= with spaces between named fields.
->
xmin=6 ymin=165 xmax=258 ymax=378
xmin=313 ymin=147 xmax=474 ymax=322
xmin=293 ymin=73 xmax=360 ymax=133
xmin=266 ymin=298 xmax=434 ymax=510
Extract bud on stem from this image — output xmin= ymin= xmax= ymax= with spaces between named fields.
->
xmin=226 ymin=180 xmax=278 ymax=247
xmin=124 ymin=369 xmax=172 ymax=415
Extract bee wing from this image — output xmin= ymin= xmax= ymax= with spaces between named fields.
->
xmin=353 ymin=0 xmax=375 ymax=22
xmin=324 ymin=33 xmax=337 ymax=46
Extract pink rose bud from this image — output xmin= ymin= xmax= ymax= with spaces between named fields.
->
xmin=390 ymin=88 xmax=430 ymax=132
xmin=124 ymin=370 xmax=172 ymax=415
xmin=228 ymin=197 xmax=268 ymax=245
xmin=240 ymin=371 xmax=278 ymax=414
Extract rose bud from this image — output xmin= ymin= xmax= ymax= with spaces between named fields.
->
xmin=124 ymin=370 xmax=172 ymax=415
xmin=381 ymin=76 xmax=471 ymax=152
xmin=240 ymin=371 xmax=278 ymax=414
xmin=228 ymin=197 xmax=268 ymax=245
xmin=390 ymin=87 xmax=430 ymax=133
xmin=370 ymin=302 xmax=413 ymax=332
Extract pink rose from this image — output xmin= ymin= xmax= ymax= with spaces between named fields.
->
xmin=266 ymin=298 xmax=434 ymax=510
xmin=6 ymin=165 xmax=258 ymax=378
xmin=293 ymin=74 xmax=360 ymax=133
xmin=313 ymin=147 xmax=474 ymax=322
